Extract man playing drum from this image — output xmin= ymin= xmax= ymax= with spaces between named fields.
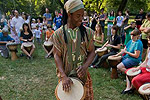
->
xmin=51 ymin=0 xmax=95 ymax=99
xmin=0 ymin=28 xmax=14 ymax=58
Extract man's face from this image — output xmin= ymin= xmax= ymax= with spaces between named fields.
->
xmin=14 ymin=11 xmax=19 ymax=17
xmin=55 ymin=11 xmax=58 ymax=16
xmin=68 ymin=8 xmax=84 ymax=27
xmin=46 ymin=8 xmax=49 ymax=13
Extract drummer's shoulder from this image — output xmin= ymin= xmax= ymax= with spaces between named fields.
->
xmin=85 ymin=26 xmax=94 ymax=33
xmin=53 ymin=27 xmax=63 ymax=36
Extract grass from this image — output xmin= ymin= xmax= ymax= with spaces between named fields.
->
xmin=0 ymin=42 xmax=142 ymax=100
xmin=0 ymin=19 xmax=142 ymax=100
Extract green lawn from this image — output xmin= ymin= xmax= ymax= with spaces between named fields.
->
xmin=0 ymin=41 xmax=142 ymax=100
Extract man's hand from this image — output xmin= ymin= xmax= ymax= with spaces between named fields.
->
xmin=62 ymin=76 xmax=73 ymax=92
xmin=76 ymin=66 xmax=87 ymax=79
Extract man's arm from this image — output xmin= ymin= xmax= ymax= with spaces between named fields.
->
xmin=77 ymin=39 xmax=95 ymax=78
xmin=53 ymin=46 xmax=73 ymax=92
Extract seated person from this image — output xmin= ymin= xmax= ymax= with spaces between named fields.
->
xmin=43 ymin=24 xmax=54 ymax=58
xmin=130 ymin=33 xmax=150 ymax=91
xmin=0 ymin=28 xmax=14 ymax=58
xmin=93 ymin=24 xmax=104 ymax=49
xmin=20 ymin=23 xmax=35 ymax=59
xmin=90 ymin=25 xmax=121 ymax=68
xmin=115 ymin=29 xmax=143 ymax=94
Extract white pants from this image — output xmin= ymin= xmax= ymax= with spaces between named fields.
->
xmin=107 ymin=24 xmax=113 ymax=36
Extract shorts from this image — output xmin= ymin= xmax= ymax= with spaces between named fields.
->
xmin=122 ymin=57 xmax=139 ymax=69
xmin=141 ymin=39 xmax=148 ymax=49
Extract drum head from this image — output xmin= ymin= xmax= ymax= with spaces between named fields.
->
xmin=126 ymin=68 xmax=141 ymax=76
xmin=56 ymin=78 xmax=84 ymax=100
xmin=108 ymin=56 xmax=122 ymax=60
xmin=44 ymin=41 xmax=53 ymax=46
xmin=146 ymin=68 xmax=150 ymax=72
xmin=23 ymin=42 xmax=32 ymax=47
xmin=139 ymin=83 xmax=150 ymax=95
xmin=97 ymin=47 xmax=107 ymax=52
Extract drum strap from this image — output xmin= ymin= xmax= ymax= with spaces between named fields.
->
xmin=65 ymin=26 xmax=81 ymax=77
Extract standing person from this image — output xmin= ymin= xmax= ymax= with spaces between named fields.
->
xmin=107 ymin=10 xmax=115 ymax=37
xmin=140 ymin=12 xmax=150 ymax=61
xmin=93 ymin=24 xmax=104 ymax=49
xmin=43 ymin=8 xmax=52 ymax=25
xmin=99 ymin=8 xmax=106 ymax=33
xmin=124 ymin=22 xmax=136 ymax=46
xmin=1 ymin=15 xmax=7 ymax=29
xmin=59 ymin=8 xmax=63 ymax=17
xmin=35 ymin=25 xmax=42 ymax=44
xmin=82 ymin=11 xmax=89 ymax=27
xmin=121 ymin=9 xmax=130 ymax=44
xmin=91 ymin=25 xmax=121 ymax=68
xmin=42 ymin=16 xmax=47 ymax=40
xmin=11 ymin=10 xmax=25 ymax=43
xmin=51 ymin=0 xmax=95 ymax=99
xmin=8 ymin=15 xmax=13 ymax=33
xmin=31 ymin=19 xmax=37 ymax=38
xmin=20 ymin=23 xmax=35 ymax=59
xmin=22 ymin=13 xmax=30 ymax=24
xmin=115 ymin=29 xmax=143 ymax=94
xmin=91 ymin=13 xmax=98 ymax=31
xmin=135 ymin=9 xmax=146 ymax=29
xmin=53 ymin=10 xmax=62 ymax=30
xmin=116 ymin=11 xmax=124 ymax=35
xmin=0 ymin=28 xmax=14 ymax=58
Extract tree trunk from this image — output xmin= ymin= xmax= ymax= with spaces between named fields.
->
xmin=117 ymin=0 xmax=128 ymax=13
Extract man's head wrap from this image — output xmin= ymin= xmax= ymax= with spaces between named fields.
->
xmin=64 ymin=0 xmax=84 ymax=13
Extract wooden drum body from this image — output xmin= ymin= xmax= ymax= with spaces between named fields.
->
xmin=126 ymin=68 xmax=141 ymax=82
xmin=44 ymin=41 xmax=53 ymax=52
xmin=108 ymin=56 xmax=122 ymax=79
xmin=96 ymin=47 xmax=109 ymax=68
xmin=138 ymin=83 xmax=150 ymax=100
xmin=55 ymin=78 xmax=86 ymax=100
xmin=7 ymin=43 xmax=18 ymax=61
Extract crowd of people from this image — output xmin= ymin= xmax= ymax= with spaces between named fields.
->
xmin=0 ymin=0 xmax=150 ymax=99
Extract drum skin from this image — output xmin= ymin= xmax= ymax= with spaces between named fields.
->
xmin=55 ymin=78 xmax=86 ymax=100
xmin=126 ymin=68 xmax=141 ymax=82
xmin=138 ymin=83 xmax=150 ymax=100
xmin=44 ymin=41 xmax=53 ymax=52
xmin=97 ymin=47 xmax=108 ymax=57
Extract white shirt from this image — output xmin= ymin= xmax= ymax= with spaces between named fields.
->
xmin=31 ymin=23 xmax=37 ymax=34
xmin=35 ymin=29 xmax=42 ymax=38
xmin=11 ymin=16 xmax=25 ymax=34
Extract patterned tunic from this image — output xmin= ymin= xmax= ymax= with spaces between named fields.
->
xmin=51 ymin=25 xmax=94 ymax=100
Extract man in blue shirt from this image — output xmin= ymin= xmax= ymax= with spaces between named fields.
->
xmin=0 ymin=28 xmax=14 ymax=58
xmin=53 ymin=10 xmax=62 ymax=30
xmin=43 ymin=8 xmax=52 ymax=25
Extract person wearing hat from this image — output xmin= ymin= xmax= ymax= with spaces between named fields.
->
xmin=0 ymin=28 xmax=14 ymax=58
xmin=51 ymin=0 xmax=95 ymax=99
xmin=114 ymin=29 xmax=143 ymax=94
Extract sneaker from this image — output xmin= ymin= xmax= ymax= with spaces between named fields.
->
xmin=45 ymin=54 xmax=49 ymax=59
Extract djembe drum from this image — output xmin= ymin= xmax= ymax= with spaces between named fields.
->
xmin=6 ymin=42 xmax=19 ymax=61
xmin=96 ymin=47 xmax=108 ymax=57
xmin=23 ymin=42 xmax=33 ymax=53
xmin=126 ymin=68 xmax=141 ymax=82
xmin=138 ymin=83 xmax=150 ymax=100
xmin=55 ymin=78 xmax=86 ymax=100
xmin=108 ymin=56 xmax=122 ymax=79
xmin=43 ymin=41 xmax=53 ymax=52
xmin=96 ymin=47 xmax=109 ymax=68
